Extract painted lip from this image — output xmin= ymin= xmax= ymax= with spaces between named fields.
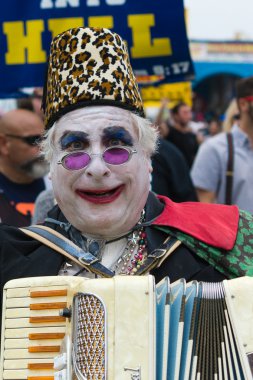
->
xmin=76 ymin=185 xmax=124 ymax=204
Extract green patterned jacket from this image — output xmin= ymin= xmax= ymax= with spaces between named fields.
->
xmin=155 ymin=209 xmax=253 ymax=279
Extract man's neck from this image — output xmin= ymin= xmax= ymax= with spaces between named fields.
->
xmin=173 ymin=122 xmax=191 ymax=133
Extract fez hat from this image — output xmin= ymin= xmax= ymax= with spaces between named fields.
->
xmin=42 ymin=27 xmax=144 ymax=129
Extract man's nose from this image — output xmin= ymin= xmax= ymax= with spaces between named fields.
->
xmin=85 ymin=154 xmax=111 ymax=178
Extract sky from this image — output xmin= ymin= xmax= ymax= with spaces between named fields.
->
xmin=184 ymin=0 xmax=253 ymax=41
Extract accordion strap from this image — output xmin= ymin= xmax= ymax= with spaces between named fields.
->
xmin=20 ymin=225 xmax=181 ymax=277
xmin=226 ymin=132 xmax=234 ymax=205
xmin=136 ymin=236 xmax=182 ymax=275
xmin=20 ymin=225 xmax=114 ymax=278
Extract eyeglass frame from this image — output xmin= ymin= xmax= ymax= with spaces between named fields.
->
xmin=5 ymin=133 xmax=42 ymax=146
xmin=57 ymin=145 xmax=137 ymax=170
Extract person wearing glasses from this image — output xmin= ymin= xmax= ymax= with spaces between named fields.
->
xmin=191 ymin=76 xmax=253 ymax=213
xmin=0 ymin=28 xmax=252 ymax=294
xmin=0 ymin=109 xmax=50 ymax=226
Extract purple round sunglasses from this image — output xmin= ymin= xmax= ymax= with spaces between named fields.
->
xmin=57 ymin=146 xmax=137 ymax=170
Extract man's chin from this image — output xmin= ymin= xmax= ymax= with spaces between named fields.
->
xmin=20 ymin=161 xmax=50 ymax=180
xmin=71 ymin=213 xmax=129 ymax=237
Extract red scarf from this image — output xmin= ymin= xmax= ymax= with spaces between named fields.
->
xmin=153 ymin=196 xmax=239 ymax=250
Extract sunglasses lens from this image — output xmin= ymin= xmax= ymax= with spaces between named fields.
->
xmin=63 ymin=152 xmax=90 ymax=170
xmin=26 ymin=136 xmax=42 ymax=145
xmin=103 ymin=147 xmax=130 ymax=165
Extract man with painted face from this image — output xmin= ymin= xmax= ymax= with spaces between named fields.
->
xmin=0 ymin=28 xmax=252 ymax=294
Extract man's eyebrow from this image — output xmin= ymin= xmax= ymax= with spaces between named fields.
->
xmin=60 ymin=131 xmax=89 ymax=149
xmin=102 ymin=126 xmax=133 ymax=145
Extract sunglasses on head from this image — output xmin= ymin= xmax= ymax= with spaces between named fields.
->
xmin=58 ymin=146 xmax=137 ymax=171
xmin=5 ymin=134 xmax=42 ymax=146
xmin=242 ymin=96 xmax=253 ymax=102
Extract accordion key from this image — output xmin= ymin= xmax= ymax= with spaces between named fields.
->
xmin=0 ymin=276 xmax=155 ymax=380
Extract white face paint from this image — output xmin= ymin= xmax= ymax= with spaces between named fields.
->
xmin=50 ymin=106 xmax=152 ymax=238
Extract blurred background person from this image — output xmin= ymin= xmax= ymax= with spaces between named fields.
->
xmin=147 ymin=102 xmax=197 ymax=202
xmin=17 ymin=87 xmax=44 ymax=121
xmin=203 ymin=117 xmax=222 ymax=139
xmin=208 ymin=117 xmax=221 ymax=136
xmin=0 ymin=109 xmax=50 ymax=226
xmin=191 ymin=76 xmax=253 ymax=213
xmin=156 ymin=99 xmax=202 ymax=168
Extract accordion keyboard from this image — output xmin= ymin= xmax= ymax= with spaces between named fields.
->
xmin=1 ymin=276 xmax=156 ymax=380
xmin=2 ymin=285 xmax=68 ymax=380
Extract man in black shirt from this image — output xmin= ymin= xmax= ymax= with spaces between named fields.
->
xmin=166 ymin=102 xmax=199 ymax=168
xmin=0 ymin=109 xmax=49 ymax=226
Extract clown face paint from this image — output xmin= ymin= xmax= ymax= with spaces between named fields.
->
xmin=50 ymin=106 xmax=152 ymax=238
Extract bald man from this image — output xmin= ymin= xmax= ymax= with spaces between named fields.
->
xmin=0 ymin=109 xmax=50 ymax=226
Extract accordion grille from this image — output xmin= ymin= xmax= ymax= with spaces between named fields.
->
xmin=73 ymin=293 xmax=106 ymax=380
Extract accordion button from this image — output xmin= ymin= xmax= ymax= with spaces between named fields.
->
xmin=59 ymin=307 xmax=72 ymax=318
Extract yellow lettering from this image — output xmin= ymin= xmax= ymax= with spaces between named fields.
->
xmin=128 ymin=14 xmax=172 ymax=58
xmin=142 ymin=83 xmax=192 ymax=107
xmin=3 ymin=20 xmax=46 ymax=64
xmin=88 ymin=16 xmax=113 ymax=29
xmin=48 ymin=17 xmax=84 ymax=38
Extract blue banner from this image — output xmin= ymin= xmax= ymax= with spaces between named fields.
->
xmin=0 ymin=0 xmax=194 ymax=97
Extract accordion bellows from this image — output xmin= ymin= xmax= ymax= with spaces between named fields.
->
xmin=0 ymin=275 xmax=253 ymax=380
xmin=42 ymin=27 xmax=145 ymax=130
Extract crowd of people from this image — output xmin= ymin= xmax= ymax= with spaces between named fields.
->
xmin=0 ymin=25 xmax=252 ymax=377
xmin=152 ymin=76 xmax=253 ymax=214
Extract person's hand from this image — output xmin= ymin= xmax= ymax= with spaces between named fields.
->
xmin=161 ymin=98 xmax=169 ymax=108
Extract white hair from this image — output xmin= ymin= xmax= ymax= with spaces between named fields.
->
xmin=40 ymin=126 xmax=56 ymax=162
xmin=40 ymin=109 xmax=159 ymax=162
xmin=131 ymin=113 xmax=159 ymax=156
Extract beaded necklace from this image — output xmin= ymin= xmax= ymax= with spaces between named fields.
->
xmin=111 ymin=210 xmax=148 ymax=275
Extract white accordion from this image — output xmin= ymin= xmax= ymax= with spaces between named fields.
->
xmin=0 ymin=275 xmax=253 ymax=380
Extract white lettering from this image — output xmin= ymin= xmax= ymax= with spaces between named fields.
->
xmin=41 ymin=0 xmax=126 ymax=7
xmin=153 ymin=65 xmax=165 ymax=76
xmin=87 ymin=0 xmax=126 ymax=4
xmin=40 ymin=0 xmax=54 ymax=8
xmin=134 ymin=69 xmax=148 ymax=76
xmin=55 ymin=0 xmax=80 ymax=7
xmin=87 ymin=0 xmax=100 ymax=5
xmin=171 ymin=61 xmax=190 ymax=75
xmin=40 ymin=0 xmax=80 ymax=8
xmin=106 ymin=0 xmax=126 ymax=4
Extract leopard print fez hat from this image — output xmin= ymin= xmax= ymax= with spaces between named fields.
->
xmin=42 ymin=27 xmax=145 ymax=129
